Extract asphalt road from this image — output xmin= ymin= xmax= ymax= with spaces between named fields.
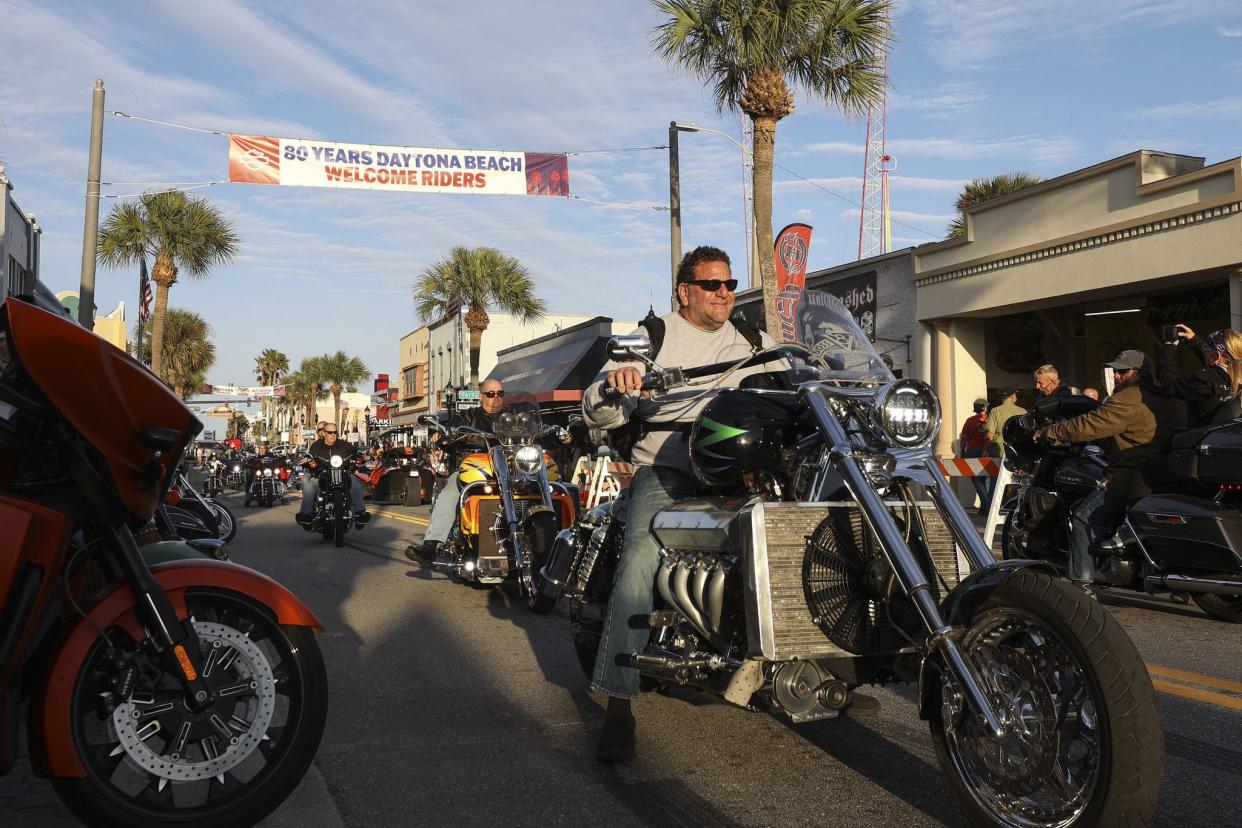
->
xmin=3 ymin=486 xmax=1240 ymax=827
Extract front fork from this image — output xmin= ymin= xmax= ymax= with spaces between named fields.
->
xmin=107 ymin=525 xmax=217 ymax=712
xmin=488 ymin=445 xmax=555 ymax=572
xmin=803 ymin=390 xmax=1006 ymax=739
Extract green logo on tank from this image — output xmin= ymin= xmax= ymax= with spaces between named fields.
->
xmin=695 ymin=417 xmax=750 ymax=449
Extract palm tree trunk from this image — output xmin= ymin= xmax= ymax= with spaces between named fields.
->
xmin=333 ymin=389 xmax=342 ymax=425
xmin=468 ymin=326 xmax=484 ymax=388
xmin=149 ymin=281 xmax=172 ymax=378
xmin=751 ymin=115 xmax=781 ymax=340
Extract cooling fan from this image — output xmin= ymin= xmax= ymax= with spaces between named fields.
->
xmin=802 ymin=507 xmax=939 ymax=654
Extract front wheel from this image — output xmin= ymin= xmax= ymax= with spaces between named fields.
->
xmin=55 ymin=588 xmax=328 ymax=828
xmin=524 ymin=512 xmax=559 ymax=614
xmin=1191 ymin=588 xmax=1242 ymax=622
xmin=206 ymin=500 xmax=236 ymax=543
xmin=929 ymin=569 xmax=1163 ymax=827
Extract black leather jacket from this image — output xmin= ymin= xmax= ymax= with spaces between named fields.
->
xmin=1156 ymin=337 xmax=1233 ymax=428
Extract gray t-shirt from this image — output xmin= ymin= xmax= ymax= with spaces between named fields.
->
xmin=582 ymin=312 xmax=775 ymax=473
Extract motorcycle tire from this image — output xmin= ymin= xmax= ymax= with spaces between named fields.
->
xmin=53 ymin=587 xmax=328 ymax=828
xmin=928 ymin=569 xmax=1163 ymax=828
xmin=524 ymin=511 xmax=559 ymax=614
xmin=206 ymin=500 xmax=237 ymax=544
xmin=334 ymin=517 xmax=344 ymax=548
xmin=1191 ymin=589 xmax=1242 ymax=622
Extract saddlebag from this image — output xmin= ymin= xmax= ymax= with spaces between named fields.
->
xmin=1167 ymin=422 xmax=1242 ymax=486
xmin=1129 ymin=494 xmax=1242 ymax=572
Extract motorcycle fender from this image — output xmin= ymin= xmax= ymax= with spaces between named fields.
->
xmin=917 ymin=559 xmax=1057 ymax=721
xmin=31 ymin=558 xmax=323 ymax=779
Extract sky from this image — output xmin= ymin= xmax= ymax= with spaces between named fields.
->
xmin=3 ymin=0 xmax=1242 ymax=411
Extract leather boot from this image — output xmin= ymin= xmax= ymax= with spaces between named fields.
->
xmin=595 ymin=697 xmax=636 ymax=763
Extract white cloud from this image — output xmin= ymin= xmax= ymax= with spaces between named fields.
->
xmin=1217 ymin=25 xmax=1242 ymax=37
xmin=777 ymin=174 xmax=965 ymax=195
xmin=805 ymin=134 xmax=1083 ymax=166
xmin=1139 ymin=98 xmax=1242 ymax=119
xmin=889 ymin=81 xmax=988 ymax=117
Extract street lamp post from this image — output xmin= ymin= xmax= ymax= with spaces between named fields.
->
xmin=668 ymin=122 xmax=760 ymax=310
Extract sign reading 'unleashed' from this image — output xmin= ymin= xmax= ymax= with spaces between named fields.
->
xmin=228 ymin=135 xmax=570 ymax=197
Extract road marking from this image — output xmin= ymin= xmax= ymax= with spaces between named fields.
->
xmin=370 ymin=510 xmax=429 ymax=527
xmin=1147 ymin=663 xmax=1242 ymax=713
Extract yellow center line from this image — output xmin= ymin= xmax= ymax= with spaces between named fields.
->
xmin=371 ymin=509 xmax=429 ymax=527
xmin=1151 ymin=679 xmax=1242 ymax=713
xmin=1147 ymin=664 xmax=1242 ymax=696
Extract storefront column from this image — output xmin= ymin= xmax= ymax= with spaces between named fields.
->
xmin=1231 ymin=268 xmax=1242 ymax=332
xmin=916 ymin=322 xmax=934 ymax=383
xmin=933 ymin=321 xmax=954 ymax=458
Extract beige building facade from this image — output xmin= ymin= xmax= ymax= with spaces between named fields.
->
xmin=913 ymin=150 xmax=1242 ymax=457
xmin=392 ymin=326 xmax=431 ymax=426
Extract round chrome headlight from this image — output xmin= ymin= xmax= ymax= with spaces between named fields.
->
xmin=875 ymin=379 xmax=940 ymax=449
xmin=513 ymin=445 xmax=543 ymax=475
xmin=263 ymin=468 xmax=273 ymax=477
xmin=232 ymin=465 xmax=241 ymax=472
xmin=330 ymin=455 xmax=343 ymax=468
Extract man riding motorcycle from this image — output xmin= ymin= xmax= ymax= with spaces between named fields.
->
xmin=405 ymin=378 xmax=506 ymax=562
xmin=243 ymin=440 xmax=278 ymax=506
xmin=295 ymin=421 xmax=370 ymax=529
xmin=577 ymin=245 xmax=844 ymax=763
xmin=1037 ymin=349 xmax=1157 ymax=592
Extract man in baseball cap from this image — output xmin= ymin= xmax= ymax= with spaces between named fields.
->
xmin=1038 ymin=349 xmax=1157 ymax=593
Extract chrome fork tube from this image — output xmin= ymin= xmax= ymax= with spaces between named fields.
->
xmin=803 ymin=389 xmax=1005 ymax=738
xmin=491 ymin=445 xmax=524 ymax=568
xmin=921 ymin=458 xmax=998 ymax=572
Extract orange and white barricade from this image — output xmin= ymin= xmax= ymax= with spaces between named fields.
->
xmin=571 ymin=455 xmax=635 ymax=509
xmin=936 ymin=456 xmax=1011 ymax=550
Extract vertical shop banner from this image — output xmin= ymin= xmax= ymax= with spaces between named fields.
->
xmin=773 ymin=224 xmax=813 ymax=341
xmin=773 ymin=223 xmax=813 ymax=291
xmin=228 ymin=135 xmax=569 ymax=197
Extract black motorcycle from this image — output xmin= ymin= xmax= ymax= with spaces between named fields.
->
xmin=539 ymin=292 xmax=1163 ymax=828
xmin=245 ymin=456 xmax=286 ymax=507
xmin=306 ymin=452 xmax=365 ymax=548
xmin=1002 ymin=396 xmax=1242 ymax=621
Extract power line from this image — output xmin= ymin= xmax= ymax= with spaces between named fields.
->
xmin=568 ymin=194 xmax=668 ymax=211
xmin=773 ymin=160 xmax=940 ymax=240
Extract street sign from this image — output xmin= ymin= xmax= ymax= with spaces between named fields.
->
xmin=302 ymin=428 xmax=315 ymax=441
xmin=457 ymin=390 xmax=480 ymax=400
xmin=202 ymin=430 xmax=215 ymax=440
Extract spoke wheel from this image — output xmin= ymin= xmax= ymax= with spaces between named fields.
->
xmin=930 ymin=570 xmax=1162 ymax=828
xmin=57 ymin=588 xmax=327 ymax=828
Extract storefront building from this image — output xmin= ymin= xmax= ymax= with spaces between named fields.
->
xmin=914 ymin=150 xmax=1242 ymax=457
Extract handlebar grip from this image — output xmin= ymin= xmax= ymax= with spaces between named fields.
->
xmin=602 ymin=385 xmax=625 ymax=400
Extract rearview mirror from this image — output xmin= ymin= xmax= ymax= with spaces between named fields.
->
xmin=417 ymin=414 xmax=440 ymax=427
xmin=608 ymin=335 xmax=653 ymax=364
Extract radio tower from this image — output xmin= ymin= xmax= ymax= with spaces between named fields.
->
xmin=857 ymin=19 xmax=893 ymax=260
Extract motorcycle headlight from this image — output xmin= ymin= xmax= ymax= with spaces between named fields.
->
xmin=874 ymin=379 xmax=940 ymax=449
xmin=263 ymin=468 xmax=272 ymax=477
xmin=514 ymin=445 xmax=543 ymax=475
xmin=330 ymin=455 xmax=343 ymax=468
xmin=294 ymin=464 xmax=303 ymax=471
xmin=233 ymin=465 xmax=241 ymax=472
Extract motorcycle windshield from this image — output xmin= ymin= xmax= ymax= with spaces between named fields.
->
xmin=490 ymin=391 xmax=542 ymax=442
xmin=776 ymin=288 xmax=894 ymax=384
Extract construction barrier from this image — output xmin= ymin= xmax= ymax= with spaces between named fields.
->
xmin=571 ymin=455 xmax=635 ymax=509
xmin=935 ymin=456 xmax=1010 ymax=551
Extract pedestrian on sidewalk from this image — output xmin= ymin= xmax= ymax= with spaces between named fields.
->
xmin=959 ymin=398 xmax=993 ymax=510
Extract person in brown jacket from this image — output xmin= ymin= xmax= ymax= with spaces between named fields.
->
xmin=1038 ymin=350 xmax=1157 ymax=591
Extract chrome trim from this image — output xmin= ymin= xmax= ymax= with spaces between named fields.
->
xmin=1147 ymin=573 xmax=1242 ymax=595
xmin=742 ymin=500 xmax=778 ymax=660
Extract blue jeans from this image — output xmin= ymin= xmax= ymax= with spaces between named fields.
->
xmin=963 ymin=447 xmax=994 ymax=507
xmin=424 ymin=475 xmax=460 ymax=544
xmin=591 ymin=465 xmax=698 ymax=700
xmin=1068 ymin=484 xmax=1127 ymax=583
xmin=299 ymin=476 xmax=365 ymax=514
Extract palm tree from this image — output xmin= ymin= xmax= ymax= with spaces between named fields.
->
xmin=133 ymin=308 xmax=215 ymax=400
xmin=414 ymin=246 xmax=545 ymax=388
xmin=947 ymin=172 xmax=1043 ymax=239
xmin=283 ymin=360 xmax=329 ymax=443
xmin=314 ymin=351 xmax=370 ymax=425
xmin=652 ymin=0 xmax=889 ymax=337
xmin=97 ymin=190 xmax=238 ymax=378
xmin=254 ymin=348 xmax=290 ymax=438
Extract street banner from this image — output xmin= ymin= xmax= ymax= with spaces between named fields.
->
xmin=228 ymin=134 xmax=569 ymax=197
xmin=201 ymin=384 xmax=279 ymax=397
xmin=773 ymin=223 xmax=813 ymax=292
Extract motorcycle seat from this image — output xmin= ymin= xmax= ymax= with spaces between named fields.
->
xmin=1170 ymin=425 xmax=1215 ymax=451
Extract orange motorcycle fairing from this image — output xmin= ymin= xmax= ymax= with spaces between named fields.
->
xmin=460 ymin=491 xmax=577 ymax=536
xmin=32 ymin=558 xmax=324 ymax=779
xmin=4 ymin=299 xmax=199 ymax=521
xmin=0 ymin=497 xmax=74 ymax=688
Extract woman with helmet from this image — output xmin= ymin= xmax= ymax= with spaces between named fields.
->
xmin=1157 ymin=324 xmax=1242 ymax=428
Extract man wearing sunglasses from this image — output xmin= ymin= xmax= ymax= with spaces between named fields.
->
xmin=295 ymin=421 xmax=370 ymax=529
xmin=407 ymin=379 xmax=507 ymax=562
xmin=1037 ymin=350 xmax=1157 ymax=594
xmin=580 ymin=245 xmax=779 ymax=763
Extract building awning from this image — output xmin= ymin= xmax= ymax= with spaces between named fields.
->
xmin=485 ymin=335 xmax=607 ymax=403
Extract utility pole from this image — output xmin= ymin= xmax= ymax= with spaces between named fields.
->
xmin=78 ymin=79 xmax=105 ymax=329
xmin=668 ymin=121 xmax=681 ymax=311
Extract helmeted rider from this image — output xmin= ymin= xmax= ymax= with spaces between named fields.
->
xmin=244 ymin=440 xmax=276 ymax=506
xmin=406 ymin=378 xmax=505 ymax=563
xmin=295 ymin=421 xmax=370 ymax=530
xmin=577 ymin=245 xmax=833 ymax=764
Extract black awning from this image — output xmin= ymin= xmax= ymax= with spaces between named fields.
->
xmin=485 ymin=336 xmax=608 ymax=401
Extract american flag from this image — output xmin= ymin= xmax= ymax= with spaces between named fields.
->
xmin=139 ymin=259 xmax=152 ymax=324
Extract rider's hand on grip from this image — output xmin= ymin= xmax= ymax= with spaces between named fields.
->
xmin=604 ymin=366 xmax=644 ymax=400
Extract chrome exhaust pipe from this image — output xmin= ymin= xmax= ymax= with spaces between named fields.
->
xmin=1145 ymin=573 xmax=1242 ymax=596
xmin=657 ymin=556 xmax=676 ymax=608
xmin=692 ymin=560 xmax=712 ymax=632
xmin=706 ymin=564 xmax=727 ymax=634
xmin=671 ymin=560 xmax=710 ymax=637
